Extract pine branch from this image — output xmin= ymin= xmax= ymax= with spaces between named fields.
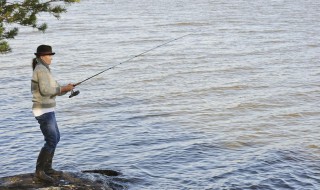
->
xmin=0 ymin=0 xmax=80 ymax=53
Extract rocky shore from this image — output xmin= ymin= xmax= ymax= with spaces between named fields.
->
xmin=0 ymin=170 xmax=121 ymax=190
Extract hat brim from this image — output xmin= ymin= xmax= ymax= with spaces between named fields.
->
xmin=34 ymin=52 xmax=55 ymax=56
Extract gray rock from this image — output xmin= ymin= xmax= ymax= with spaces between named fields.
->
xmin=0 ymin=170 xmax=122 ymax=190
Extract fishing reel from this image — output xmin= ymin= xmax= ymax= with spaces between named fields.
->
xmin=69 ymin=90 xmax=80 ymax=98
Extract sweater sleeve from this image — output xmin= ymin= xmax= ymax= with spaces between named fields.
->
xmin=56 ymin=81 xmax=68 ymax=96
xmin=37 ymin=69 xmax=61 ymax=97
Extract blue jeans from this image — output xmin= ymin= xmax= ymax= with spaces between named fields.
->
xmin=35 ymin=112 xmax=60 ymax=153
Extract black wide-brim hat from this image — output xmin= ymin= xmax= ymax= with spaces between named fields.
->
xmin=34 ymin=45 xmax=55 ymax=56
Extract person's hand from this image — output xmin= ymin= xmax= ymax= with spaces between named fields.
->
xmin=62 ymin=83 xmax=74 ymax=92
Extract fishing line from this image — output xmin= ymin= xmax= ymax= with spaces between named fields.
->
xmin=69 ymin=33 xmax=191 ymax=98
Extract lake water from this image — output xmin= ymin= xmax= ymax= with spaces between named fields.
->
xmin=0 ymin=0 xmax=320 ymax=189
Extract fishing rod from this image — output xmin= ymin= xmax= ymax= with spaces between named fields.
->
xmin=69 ymin=33 xmax=191 ymax=98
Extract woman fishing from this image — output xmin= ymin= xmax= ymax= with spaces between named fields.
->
xmin=31 ymin=45 xmax=74 ymax=182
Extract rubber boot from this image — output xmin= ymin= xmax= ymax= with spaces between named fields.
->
xmin=45 ymin=150 xmax=63 ymax=176
xmin=35 ymin=148 xmax=54 ymax=183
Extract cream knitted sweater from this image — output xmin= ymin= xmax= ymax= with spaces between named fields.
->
xmin=31 ymin=59 xmax=63 ymax=109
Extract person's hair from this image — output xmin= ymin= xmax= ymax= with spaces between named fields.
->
xmin=32 ymin=57 xmax=39 ymax=71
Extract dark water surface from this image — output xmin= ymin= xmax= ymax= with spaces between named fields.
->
xmin=1 ymin=0 xmax=320 ymax=189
